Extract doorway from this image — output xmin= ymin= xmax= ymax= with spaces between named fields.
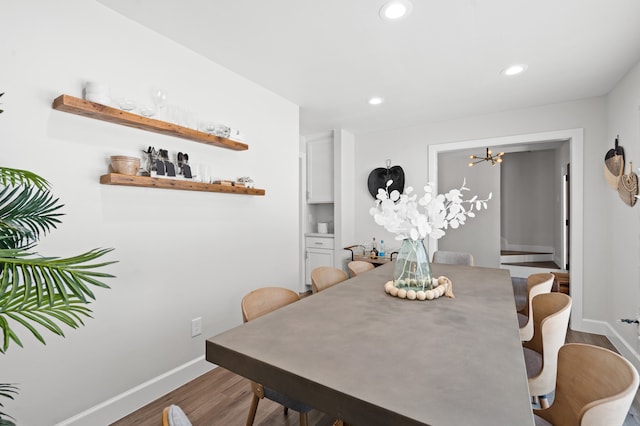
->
xmin=498 ymin=146 xmax=569 ymax=276
xmin=427 ymin=128 xmax=584 ymax=330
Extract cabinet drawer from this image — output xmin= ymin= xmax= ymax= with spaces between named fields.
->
xmin=306 ymin=237 xmax=334 ymax=249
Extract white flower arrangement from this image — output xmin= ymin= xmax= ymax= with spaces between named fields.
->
xmin=369 ymin=179 xmax=492 ymax=241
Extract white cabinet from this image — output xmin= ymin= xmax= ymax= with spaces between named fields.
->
xmin=305 ymin=235 xmax=334 ymax=285
xmin=307 ymin=137 xmax=334 ymax=203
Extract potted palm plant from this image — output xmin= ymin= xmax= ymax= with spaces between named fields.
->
xmin=0 ymin=94 xmax=116 ymax=425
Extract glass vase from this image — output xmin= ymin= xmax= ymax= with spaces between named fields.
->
xmin=393 ymin=239 xmax=433 ymax=291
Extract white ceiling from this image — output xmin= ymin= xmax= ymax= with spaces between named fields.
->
xmin=97 ymin=0 xmax=640 ymax=135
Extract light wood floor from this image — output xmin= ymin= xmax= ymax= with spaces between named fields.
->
xmin=110 ymin=327 xmax=640 ymax=426
xmin=110 ymin=367 xmax=335 ymax=426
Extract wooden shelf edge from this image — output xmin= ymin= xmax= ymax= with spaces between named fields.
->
xmin=99 ymin=174 xmax=265 ymax=196
xmin=53 ymin=94 xmax=249 ymax=151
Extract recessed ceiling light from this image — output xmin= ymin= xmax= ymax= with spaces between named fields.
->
xmin=501 ymin=64 xmax=528 ymax=77
xmin=369 ymin=97 xmax=384 ymax=105
xmin=379 ymin=0 xmax=413 ymax=21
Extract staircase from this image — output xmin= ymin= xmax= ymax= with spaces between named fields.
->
xmin=500 ymin=250 xmax=566 ymax=278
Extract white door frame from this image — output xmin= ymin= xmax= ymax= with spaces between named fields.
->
xmin=427 ymin=128 xmax=584 ymax=331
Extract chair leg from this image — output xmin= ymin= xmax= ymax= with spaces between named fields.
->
xmin=246 ymin=394 xmax=260 ymax=426
xmin=531 ymin=395 xmax=539 ymax=405
xmin=284 ymin=406 xmax=288 ymax=415
xmin=539 ymin=395 xmax=549 ymax=409
xmin=299 ymin=412 xmax=309 ymax=426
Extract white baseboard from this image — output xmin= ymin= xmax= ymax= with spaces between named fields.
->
xmin=553 ymin=254 xmax=564 ymax=270
xmin=502 ymin=243 xmax=554 ymax=254
xmin=579 ymin=319 xmax=640 ymax=373
xmin=54 ymin=356 xmax=215 ymax=426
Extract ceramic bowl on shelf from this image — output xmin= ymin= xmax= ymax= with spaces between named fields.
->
xmin=109 ymin=156 xmax=140 ymax=176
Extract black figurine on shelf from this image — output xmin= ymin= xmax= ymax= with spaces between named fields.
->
xmin=141 ymin=146 xmax=157 ymax=176
xmin=159 ymin=149 xmax=176 ymax=177
xmin=177 ymin=152 xmax=192 ymax=179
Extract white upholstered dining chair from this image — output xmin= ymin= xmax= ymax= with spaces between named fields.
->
xmin=241 ymin=287 xmax=311 ymax=426
xmin=347 ymin=260 xmax=375 ymax=277
xmin=523 ymin=292 xmax=572 ymax=409
xmin=432 ymin=250 xmax=474 ymax=266
xmin=311 ymin=266 xmax=348 ymax=293
xmin=518 ymin=273 xmax=555 ymax=342
xmin=533 ymin=343 xmax=639 ymax=426
xmin=162 ymin=405 xmax=192 ymax=426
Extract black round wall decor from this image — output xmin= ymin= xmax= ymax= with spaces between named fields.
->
xmin=367 ymin=160 xmax=405 ymax=199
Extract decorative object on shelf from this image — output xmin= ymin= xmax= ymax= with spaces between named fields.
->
xmin=383 ymin=275 xmax=455 ymax=301
xmin=141 ymin=146 xmax=156 ymax=176
xmin=138 ymin=103 xmax=157 ymax=117
xmin=141 ymin=147 xmax=184 ymax=178
xmin=228 ymin=128 xmax=246 ymax=142
xmin=109 ymin=155 xmax=140 ymax=176
xmin=150 ymin=87 xmax=168 ymax=110
xmin=618 ymin=162 xmax=638 ymax=207
xmin=370 ymin=179 xmax=491 ymax=296
xmin=113 ymin=97 xmax=136 ymax=112
xmin=158 ymin=149 xmax=176 ymax=177
xmin=200 ymin=121 xmax=230 ymax=138
xmin=177 ymin=152 xmax=192 ymax=178
xmin=604 ymin=135 xmax=625 ymax=189
xmin=468 ymin=147 xmax=504 ymax=167
xmin=83 ymin=81 xmax=110 ymax=105
xmin=367 ymin=159 xmax=404 ymax=200
xmin=237 ymin=176 xmax=254 ymax=188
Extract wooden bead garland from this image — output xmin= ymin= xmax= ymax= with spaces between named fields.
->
xmin=384 ymin=276 xmax=455 ymax=301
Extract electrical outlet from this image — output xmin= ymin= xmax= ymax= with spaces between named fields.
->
xmin=191 ymin=317 xmax=202 ymax=337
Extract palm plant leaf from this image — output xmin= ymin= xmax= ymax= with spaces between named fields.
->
xmin=1 ymin=292 xmax=92 ymax=351
xmin=0 ymin=382 xmax=17 ymax=425
xmin=0 ymin=247 xmax=116 ymax=352
xmin=0 ymin=167 xmax=48 ymax=191
xmin=0 ymin=183 xmax=63 ymax=249
xmin=0 ymin=248 xmax=115 ymax=304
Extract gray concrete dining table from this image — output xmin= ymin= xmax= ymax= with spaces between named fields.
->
xmin=205 ymin=262 xmax=534 ymax=425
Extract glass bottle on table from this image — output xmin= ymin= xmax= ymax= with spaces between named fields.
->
xmin=379 ymin=240 xmax=386 ymax=258
xmin=370 ymin=237 xmax=378 ymax=259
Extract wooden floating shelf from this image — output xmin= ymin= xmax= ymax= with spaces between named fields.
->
xmin=52 ymin=94 xmax=248 ymax=151
xmin=100 ymin=173 xmax=265 ymax=196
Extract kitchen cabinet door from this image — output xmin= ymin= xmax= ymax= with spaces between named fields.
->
xmin=307 ymin=138 xmax=334 ymax=203
xmin=306 ymin=248 xmax=334 ymax=285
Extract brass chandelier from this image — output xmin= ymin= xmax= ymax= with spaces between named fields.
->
xmin=468 ymin=147 xmax=504 ymax=167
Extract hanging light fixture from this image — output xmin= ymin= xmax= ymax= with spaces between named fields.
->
xmin=469 ymin=148 xmax=504 ymax=167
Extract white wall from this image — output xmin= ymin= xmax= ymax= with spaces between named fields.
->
xmin=354 ymin=97 xmax=609 ymax=323
xmin=438 ymin=150 xmax=501 ymax=268
xmin=501 ymin=150 xmax=556 ymax=250
xmin=334 ymin=129 xmax=355 ymax=269
xmin=606 ymin=59 xmax=640 ymax=353
xmin=1 ymin=1 xmax=299 ymax=425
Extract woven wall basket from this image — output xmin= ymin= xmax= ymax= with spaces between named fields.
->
xmin=617 ymin=163 xmax=638 ymax=207
xmin=604 ymin=154 xmax=624 ymax=189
